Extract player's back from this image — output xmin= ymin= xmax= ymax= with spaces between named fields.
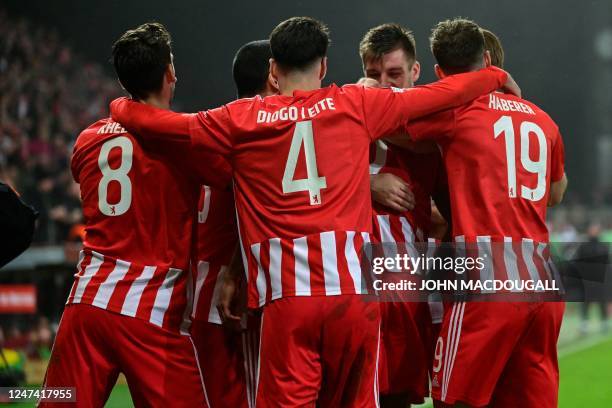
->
xmin=226 ymin=85 xmax=375 ymax=244
xmin=434 ymin=92 xmax=564 ymax=243
xmin=219 ymin=85 xmax=376 ymax=306
xmin=72 ymin=119 xmax=200 ymax=268
xmin=68 ymin=118 xmax=206 ymax=332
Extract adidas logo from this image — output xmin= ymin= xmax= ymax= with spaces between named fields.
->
xmin=432 ymin=375 xmax=440 ymax=388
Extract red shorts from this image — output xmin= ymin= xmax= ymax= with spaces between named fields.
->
xmin=41 ymin=304 xmax=207 ymax=408
xmin=191 ymin=320 xmax=249 ymax=408
xmin=431 ymin=302 xmax=564 ymax=407
xmin=378 ymin=301 xmax=435 ymax=403
xmin=256 ymin=295 xmax=380 ymax=408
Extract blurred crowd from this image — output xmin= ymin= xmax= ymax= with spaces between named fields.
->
xmin=0 ymin=316 xmax=54 ymax=386
xmin=0 ymin=9 xmax=122 ymax=245
xmin=1 ymin=316 xmax=54 ymax=360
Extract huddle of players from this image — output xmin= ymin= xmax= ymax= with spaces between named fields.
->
xmin=40 ymin=14 xmax=566 ymax=408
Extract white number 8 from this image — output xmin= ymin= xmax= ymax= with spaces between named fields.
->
xmin=98 ymin=136 xmax=133 ymax=216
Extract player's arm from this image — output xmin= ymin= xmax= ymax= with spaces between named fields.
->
xmin=548 ymin=129 xmax=567 ymax=207
xmin=385 ymin=109 xmax=457 ymax=149
xmin=216 ymin=245 xmax=246 ymax=331
xmin=549 ymin=173 xmax=567 ymax=207
xmin=110 ymin=97 xmax=233 ymax=156
xmin=431 ymin=165 xmax=452 ymax=241
xmin=363 ymin=66 xmax=519 ymax=139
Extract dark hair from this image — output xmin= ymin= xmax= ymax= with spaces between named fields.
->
xmin=359 ymin=23 xmax=416 ymax=65
xmin=232 ymin=40 xmax=272 ymax=98
xmin=482 ymin=28 xmax=504 ymax=68
xmin=430 ymin=18 xmax=485 ymax=73
xmin=269 ymin=17 xmax=330 ymax=70
xmin=112 ymin=22 xmax=172 ymax=99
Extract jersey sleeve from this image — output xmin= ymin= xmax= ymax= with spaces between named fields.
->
xmin=550 ymin=128 xmax=565 ymax=182
xmin=404 ymin=110 xmax=456 ymax=142
xmin=188 ymin=107 xmax=235 ymax=156
xmin=110 ymin=97 xmax=234 ymax=156
xmin=362 ymin=66 xmax=507 ymax=140
xmin=110 ymin=98 xmax=195 ymax=147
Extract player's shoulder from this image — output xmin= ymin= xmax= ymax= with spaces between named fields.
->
xmin=73 ymin=118 xmax=131 ymax=159
xmin=76 ymin=118 xmax=128 ymax=143
xmin=476 ymin=92 xmax=559 ymax=129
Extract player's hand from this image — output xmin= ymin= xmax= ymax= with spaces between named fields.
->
xmin=216 ymin=273 xmax=243 ymax=332
xmin=357 ymin=77 xmax=382 ymax=88
xmin=370 ymin=173 xmax=415 ymax=212
xmin=501 ymin=72 xmax=521 ymax=98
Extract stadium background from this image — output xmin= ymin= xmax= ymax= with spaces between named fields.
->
xmin=0 ymin=0 xmax=610 ymax=406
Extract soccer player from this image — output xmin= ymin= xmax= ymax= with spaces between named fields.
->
xmin=191 ymin=39 xmax=277 ymax=408
xmin=110 ymin=16 xmax=517 ymax=407
xmin=41 ymin=23 xmax=231 ymax=407
xmin=403 ymin=18 xmax=568 ymax=407
xmin=359 ymin=23 xmax=449 ymax=408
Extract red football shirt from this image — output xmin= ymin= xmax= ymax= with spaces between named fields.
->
xmin=191 ymin=185 xmax=238 ymax=324
xmin=369 ymin=141 xmax=446 ymax=243
xmin=110 ymin=67 xmax=509 ymax=307
xmin=68 ymin=118 xmax=230 ymax=333
xmin=407 ymin=91 xmax=565 ymax=285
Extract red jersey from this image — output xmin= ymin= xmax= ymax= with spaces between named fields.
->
xmin=370 ymin=141 xmax=446 ymax=244
xmin=191 ymin=185 xmax=238 ymax=324
xmin=68 ymin=118 xmax=230 ymax=333
xmin=110 ymin=67 xmax=509 ymax=307
xmin=407 ymin=91 xmax=565 ymax=286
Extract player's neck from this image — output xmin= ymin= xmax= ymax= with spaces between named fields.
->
xmin=279 ymin=76 xmax=321 ymax=96
xmin=139 ymin=94 xmax=171 ymax=110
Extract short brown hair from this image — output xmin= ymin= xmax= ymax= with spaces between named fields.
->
xmin=430 ymin=18 xmax=485 ymax=72
xmin=112 ymin=22 xmax=172 ymax=99
xmin=270 ymin=17 xmax=330 ymax=70
xmin=359 ymin=23 xmax=416 ymax=65
xmin=482 ymin=28 xmax=504 ymax=68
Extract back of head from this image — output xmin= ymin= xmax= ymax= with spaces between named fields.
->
xmin=430 ymin=18 xmax=485 ymax=74
xmin=232 ymin=40 xmax=272 ymax=98
xmin=269 ymin=16 xmax=330 ymax=71
xmin=359 ymin=23 xmax=416 ymax=66
xmin=482 ymin=28 xmax=504 ymax=68
xmin=112 ymin=22 xmax=172 ymax=100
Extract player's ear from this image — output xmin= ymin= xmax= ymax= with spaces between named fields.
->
xmin=434 ymin=64 xmax=445 ymax=80
xmin=267 ymin=72 xmax=279 ymax=95
xmin=270 ymin=58 xmax=280 ymax=83
xmin=411 ymin=60 xmax=421 ymax=83
xmin=166 ymin=62 xmax=177 ymax=84
xmin=484 ymin=50 xmax=492 ymax=68
xmin=319 ymin=57 xmax=327 ymax=81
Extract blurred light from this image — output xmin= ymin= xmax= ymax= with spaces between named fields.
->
xmin=594 ymin=28 xmax=612 ymax=61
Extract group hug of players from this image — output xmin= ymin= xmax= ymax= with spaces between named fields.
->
xmin=39 ymin=14 xmax=568 ymax=408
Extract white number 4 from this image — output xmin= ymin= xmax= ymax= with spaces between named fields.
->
xmin=282 ymin=121 xmax=327 ymax=205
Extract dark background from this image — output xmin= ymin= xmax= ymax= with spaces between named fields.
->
xmin=4 ymin=0 xmax=612 ymax=197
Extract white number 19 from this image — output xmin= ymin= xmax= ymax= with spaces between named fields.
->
xmin=493 ymin=116 xmax=547 ymax=202
xmin=282 ymin=121 xmax=327 ymax=205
